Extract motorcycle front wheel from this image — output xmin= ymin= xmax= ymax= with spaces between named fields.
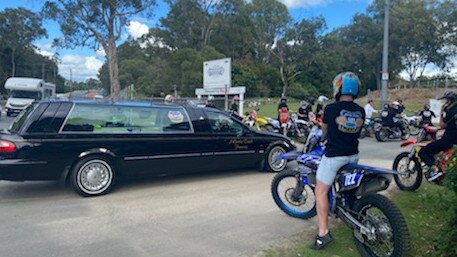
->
xmin=392 ymin=152 xmax=423 ymax=191
xmin=271 ymin=170 xmax=316 ymax=219
xmin=353 ymin=194 xmax=410 ymax=257
xmin=375 ymin=129 xmax=388 ymax=142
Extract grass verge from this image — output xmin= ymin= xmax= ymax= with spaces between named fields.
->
xmin=261 ymin=184 xmax=448 ymax=257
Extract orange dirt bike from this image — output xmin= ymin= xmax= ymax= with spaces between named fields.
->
xmin=392 ymin=126 xmax=454 ymax=191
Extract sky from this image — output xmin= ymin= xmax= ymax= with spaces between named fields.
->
xmin=0 ymin=0 xmax=374 ymax=82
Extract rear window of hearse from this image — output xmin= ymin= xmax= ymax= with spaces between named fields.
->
xmin=61 ymin=104 xmax=192 ymax=133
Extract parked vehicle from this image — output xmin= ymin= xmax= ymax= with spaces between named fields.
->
xmin=393 ymin=126 xmax=451 ymax=191
xmin=0 ymin=100 xmax=295 ymax=197
xmin=359 ymin=117 xmax=379 ymax=139
xmin=260 ymin=113 xmax=311 ymax=142
xmin=271 ymin=125 xmax=410 ymax=257
xmin=4 ymin=77 xmax=56 ymax=116
xmin=374 ymin=118 xmax=410 ymax=142
xmin=403 ymin=114 xmax=421 ymax=136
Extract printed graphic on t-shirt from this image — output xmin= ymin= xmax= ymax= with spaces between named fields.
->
xmin=335 ymin=110 xmax=364 ymax=133
xmin=423 ymin=111 xmax=431 ymax=117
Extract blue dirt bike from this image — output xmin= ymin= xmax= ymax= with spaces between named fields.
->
xmin=271 ymin=126 xmax=410 ymax=257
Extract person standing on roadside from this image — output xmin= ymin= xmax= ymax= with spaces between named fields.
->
xmin=311 ymin=72 xmax=365 ymax=250
xmin=230 ymin=95 xmax=240 ymax=115
xmin=364 ymin=99 xmax=377 ymax=120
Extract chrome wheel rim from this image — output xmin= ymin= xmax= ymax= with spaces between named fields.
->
xmin=269 ymin=146 xmax=286 ymax=171
xmin=77 ymin=160 xmax=113 ymax=195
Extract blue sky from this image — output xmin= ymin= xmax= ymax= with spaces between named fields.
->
xmin=0 ymin=0 xmax=372 ymax=81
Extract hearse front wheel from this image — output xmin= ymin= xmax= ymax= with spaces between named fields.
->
xmin=70 ymin=156 xmax=116 ymax=197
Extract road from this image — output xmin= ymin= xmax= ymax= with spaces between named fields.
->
xmin=0 ymin=115 xmax=405 ymax=257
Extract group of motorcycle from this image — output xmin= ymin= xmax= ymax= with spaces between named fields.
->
xmin=242 ymin=109 xmax=314 ymax=143
xmin=361 ymin=113 xmax=422 ymax=142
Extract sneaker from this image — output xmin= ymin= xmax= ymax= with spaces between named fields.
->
xmin=427 ymin=171 xmax=443 ymax=182
xmin=310 ymin=232 xmax=333 ymax=250
xmin=426 ymin=166 xmax=443 ymax=182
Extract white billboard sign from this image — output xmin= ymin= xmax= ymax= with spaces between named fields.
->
xmin=203 ymin=58 xmax=231 ymax=89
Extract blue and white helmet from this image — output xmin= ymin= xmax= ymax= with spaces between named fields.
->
xmin=332 ymin=72 xmax=360 ymax=100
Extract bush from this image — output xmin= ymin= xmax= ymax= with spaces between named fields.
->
xmin=435 ymin=148 xmax=457 ymax=256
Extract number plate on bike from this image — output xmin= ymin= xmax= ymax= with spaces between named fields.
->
xmin=339 ymin=172 xmax=363 ymax=191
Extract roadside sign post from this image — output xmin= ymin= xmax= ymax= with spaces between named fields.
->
xmin=198 ymin=57 xmax=246 ymax=115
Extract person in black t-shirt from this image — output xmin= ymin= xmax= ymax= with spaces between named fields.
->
xmin=419 ymin=91 xmax=457 ymax=182
xmin=418 ymin=104 xmax=436 ymax=126
xmin=311 ymin=72 xmax=365 ymax=250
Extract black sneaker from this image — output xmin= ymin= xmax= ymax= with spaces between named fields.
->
xmin=310 ymin=232 xmax=333 ymax=250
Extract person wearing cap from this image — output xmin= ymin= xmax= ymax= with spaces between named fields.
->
xmin=418 ymin=91 xmax=457 ymax=182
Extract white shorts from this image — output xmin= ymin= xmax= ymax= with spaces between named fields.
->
xmin=316 ymin=154 xmax=359 ymax=186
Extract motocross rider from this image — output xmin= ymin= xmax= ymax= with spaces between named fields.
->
xmin=205 ymin=95 xmax=217 ymax=108
xmin=418 ymin=104 xmax=436 ymax=126
xmin=311 ymin=72 xmax=365 ymax=250
xmin=381 ymin=101 xmax=404 ymax=135
xmin=298 ymin=100 xmax=312 ymax=122
xmin=277 ymin=96 xmax=289 ymax=136
xmin=418 ymin=91 xmax=457 ymax=182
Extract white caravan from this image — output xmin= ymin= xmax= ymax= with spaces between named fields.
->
xmin=4 ymin=77 xmax=56 ymax=116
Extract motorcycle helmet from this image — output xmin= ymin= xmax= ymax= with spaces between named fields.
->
xmin=300 ymin=100 xmax=309 ymax=107
xmin=332 ymin=72 xmax=360 ymax=100
xmin=164 ymin=94 xmax=174 ymax=104
xmin=317 ymin=95 xmax=328 ymax=103
xmin=424 ymin=104 xmax=430 ymax=111
xmin=207 ymin=95 xmax=215 ymax=103
xmin=392 ymin=101 xmax=400 ymax=109
xmin=438 ymin=91 xmax=457 ymax=103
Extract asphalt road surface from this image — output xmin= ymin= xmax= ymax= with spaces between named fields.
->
xmin=0 ymin=114 xmax=405 ymax=257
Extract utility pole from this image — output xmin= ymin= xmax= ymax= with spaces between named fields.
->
xmin=381 ymin=0 xmax=390 ymax=108
xmin=42 ymin=63 xmax=45 ymax=80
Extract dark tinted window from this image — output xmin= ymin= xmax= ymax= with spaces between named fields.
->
xmin=27 ymin=103 xmax=72 ymax=133
xmin=9 ymin=103 xmax=41 ymax=133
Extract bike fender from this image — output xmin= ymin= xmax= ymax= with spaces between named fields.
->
xmin=400 ymin=138 xmax=417 ymax=147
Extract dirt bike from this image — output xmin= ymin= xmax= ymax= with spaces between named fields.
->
xmin=392 ymin=126 xmax=453 ymax=191
xmin=260 ymin=113 xmax=311 ymax=143
xmin=374 ymin=119 xmax=410 ymax=142
xmin=271 ymin=125 xmax=410 ymax=257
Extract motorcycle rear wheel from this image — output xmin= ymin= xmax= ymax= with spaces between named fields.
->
xmin=271 ymin=169 xmax=316 ymax=219
xmin=392 ymin=152 xmax=423 ymax=191
xmin=353 ymin=194 xmax=410 ymax=257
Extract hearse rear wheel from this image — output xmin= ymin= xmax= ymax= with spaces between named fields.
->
xmin=70 ymin=156 xmax=116 ymax=197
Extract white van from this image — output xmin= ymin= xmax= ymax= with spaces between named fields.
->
xmin=4 ymin=77 xmax=56 ymax=116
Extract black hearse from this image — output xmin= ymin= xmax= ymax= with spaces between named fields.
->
xmin=0 ymin=100 xmax=295 ymax=196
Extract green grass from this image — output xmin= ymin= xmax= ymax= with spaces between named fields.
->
xmin=251 ymin=99 xmax=424 ymax=119
xmin=262 ymin=184 xmax=449 ymax=257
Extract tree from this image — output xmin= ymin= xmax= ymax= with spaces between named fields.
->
xmin=43 ymin=0 xmax=156 ymax=99
xmin=0 ymin=8 xmax=47 ymax=77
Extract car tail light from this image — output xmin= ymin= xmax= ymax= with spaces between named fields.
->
xmin=0 ymin=140 xmax=16 ymax=153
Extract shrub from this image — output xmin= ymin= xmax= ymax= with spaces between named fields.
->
xmin=434 ymin=148 xmax=457 ymax=256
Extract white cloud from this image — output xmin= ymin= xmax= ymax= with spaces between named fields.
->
xmin=35 ymin=43 xmax=55 ymax=59
xmin=126 ymin=21 xmax=149 ymax=39
xmin=59 ymin=54 xmax=103 ymax=82
xmin=280 ymin=0 xmax=330 ymax=9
